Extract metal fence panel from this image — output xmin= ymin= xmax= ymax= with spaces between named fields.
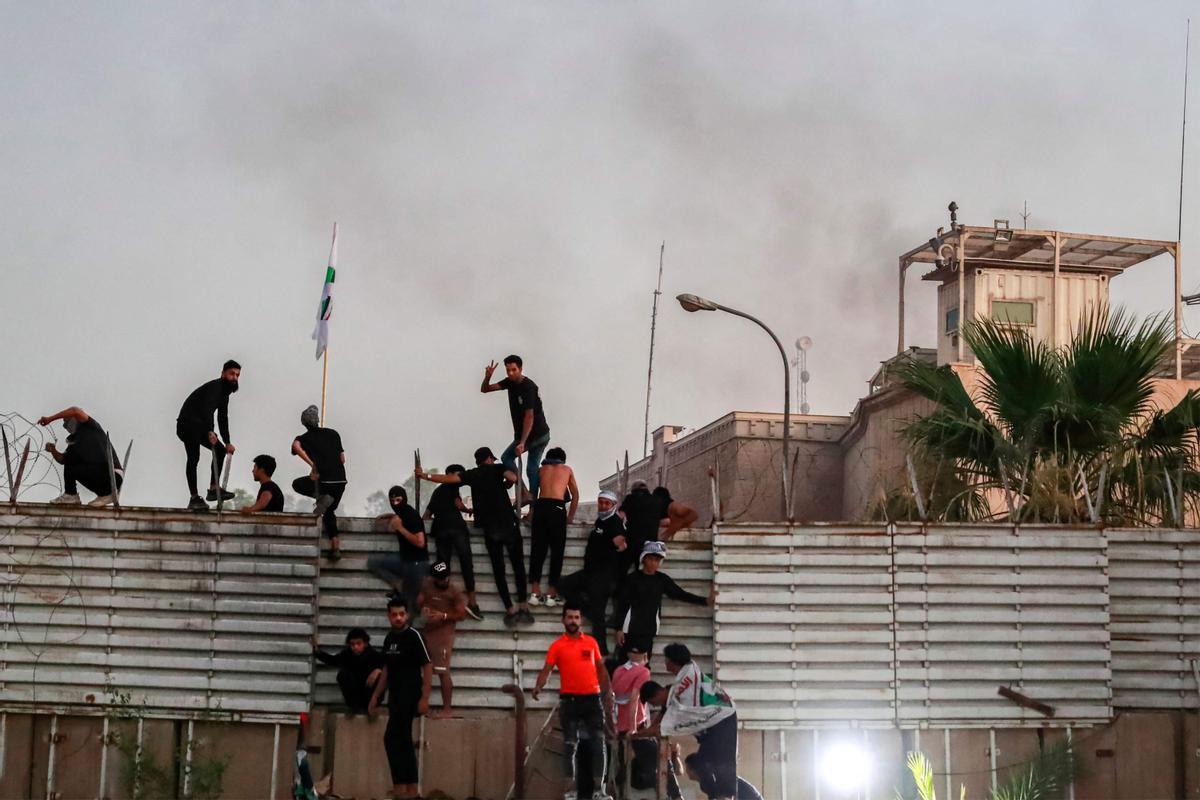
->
xmin=1109 ymin=528 xmax=1200 ymax=709
xmin=0 ymin=506 xmax=319 ymax=723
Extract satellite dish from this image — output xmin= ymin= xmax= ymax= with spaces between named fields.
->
xmin=800 ymin=370 xmax=810 ymax=383
xmin=797 ymin=336 xmax=813 ymax=351
xmin=800 ymin=403 xmax=811 ymax=414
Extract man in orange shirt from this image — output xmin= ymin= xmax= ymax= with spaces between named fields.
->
xmin=533 ymin=604 xmax=616 ymax=800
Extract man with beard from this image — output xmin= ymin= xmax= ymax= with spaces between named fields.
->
xmin=557 ymin=490 xmax=627 ymax=654
xmin=532 ymin=604 xmax=616 ymax=800
xmin=38 ymin=406 xmax=124 ymax=506
xmin=176 ymin=360 xmax=240 ymax=511
xmin=291 ymin=404 xmax=348 ymax=560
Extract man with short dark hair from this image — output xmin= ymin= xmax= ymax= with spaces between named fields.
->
xmin=176 ymin=360 xmax=240 ymax=511
xmin=417 ymin=447 xmax=533 ymax=628
xmin=533 ymin=604 xmax=616 ymax=800
xmin=368 ymin=595 xmax=432 ymax=800
xmin=291 ymin=404 xmax=347 ymax=560
xmin=418 ymin=560 xmax=467 ymax=717
xmin=480 ymin=354 xmax=551 ymax=502
xmin=313 ymin=627 xmax=384 ymax=713
xmin=240 ymin=455 xmax=285 ymax=513
xmin=424 ymin=464 xmax=481 ymax=620
xmin=528 ymin=446 xmax=579 ymax=608
xmin=38 ymin=406 xmax=123 ymax=506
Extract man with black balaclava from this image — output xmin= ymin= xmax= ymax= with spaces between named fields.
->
xmin=176 ymin=360 xmax=240 ymax=511
xmin=38 ymin=406 xmax=123 ymax=506
xmin=292 ymin=404 xmax=348 ymax=561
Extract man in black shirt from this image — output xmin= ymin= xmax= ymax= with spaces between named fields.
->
xmin=619 ymin=483 xmax=699 ymax=575
xmin=480 ymin=354 xmax=551 ymax=503
xmin=368 ymin=595 xmax=432 ymax=800
xmin=38 ymin=406 xmax=123 ymax=506
xmin=416 ymin=447 xmax=533 ymax=628
xmin=557 ymin=490 xmax=628 ymax=655
xmin=291 ymin=404 xmax=347 ymax=560
xmin=176 ymin=360 xmax=240 ymax=511
xmin=313 ymin=627 xmax=384 ymax=713
xmin=613 ymin=542 xmax=712 ymax=658
xmin=367 ymin=486 xmax=429 ymax=617
xmin=422 ymin=464 xmax=481 ymax=620
xmin=239 ymin=454 xmax=286 ymax=513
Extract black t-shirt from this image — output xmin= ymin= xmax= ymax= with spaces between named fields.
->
xmin=178 ymin=379 xmax=233 ymax=441
xmin=620 ymin=490 xmax=668 ymax=545
xmin=258 ymin=481 xmax=285 ymax=512
xmin=393 ymin=504 xmax=428 ymax=561
xmin=427 ymin=484 xmax=466 ymax=533
xmin=381 ymin=626 xmax=430 ymax=712
xmin=65 ymin=418 xmax=119 ymax=470
xmin=460 ymin=463 xmax=515 ymax=527
xmin=584 ymin=514 xmax=626 ymax=573
xmin=498 ymin=376 xmax=549 ymax=442
xmin=295 ymin=427 xmax=346 ymax=483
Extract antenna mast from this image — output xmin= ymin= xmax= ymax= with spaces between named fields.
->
xmin=643 ymin=241 xmax=665 ymax=458
xmin=1181 ymin=19 xmax=1191 ymax=244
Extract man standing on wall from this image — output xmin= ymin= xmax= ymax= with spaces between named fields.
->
xmin=291 ymin=404 xmax=348 ymax=561
xmin=423 ymin=463 xmax=482 ymax=620
xmin=480 ymin=355 xmax=551 ymax=504
xmin=528 ymin=446 xmax=580 ymax=608
xmin=418 ymin=560 xmax=467 ymax=718
xmin=176 ymin=360 xmax=240 ymax=511
xmin=613 ymin=542 xmax=712 ymax=659
xmin=558 ymin=490 xmax=627 ymax=655
xmin=38 ymin=406 xmax=123 ymax=506
xmin=532 ymin=604 xmax=616 ymax=800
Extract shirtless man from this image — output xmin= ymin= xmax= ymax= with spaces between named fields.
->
xmin=418 ymin=560 xmax=467 ymax=718
xmin=528 ymin=446 xmax=579 ymax=608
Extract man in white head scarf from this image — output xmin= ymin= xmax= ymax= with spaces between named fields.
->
xmin=555 ymin=489 xmax=629 ymax=655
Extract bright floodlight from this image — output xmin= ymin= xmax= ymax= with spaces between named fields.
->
xmin=676 ymin=293 xmax=718 ymax=312
xmin=820 ymin=740 xmax=873 ymax=795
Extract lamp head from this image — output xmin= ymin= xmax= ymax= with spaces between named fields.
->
xmin=676 ymin=293 xmax=718 ymax=312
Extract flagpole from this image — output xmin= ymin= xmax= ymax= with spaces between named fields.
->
xmin=321 ymin=349 xmax=329 ymax=426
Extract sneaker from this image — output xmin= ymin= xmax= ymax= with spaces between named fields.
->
xmin=516 ymin=608 xmax=535 ymax=626
xmin=528 ymin=593 xmax=544 ymax=607
xmin=188 ymin=496 xmax=210 ymax=512
xmin=205 ymin=488 xmax=235 ymax=502
xmin=544 ymin=594 xmax=561 ymax=608
xmin=503 ymin=611 xmax=520 ymax=629
xmin=466 ymin=603 xmax=484 ymax=621
xmin=313 ymin=494 xmax=335 ymax=518
xmin=87 ymin=494 xmax=115 ymax=507
xmin=325 ymin=548 xmax=342 ymax=562
xmin=50 ymin=493 xmax=81 ymax=505
xmin=563 ymin=792 xmax=577 ymax=800
xmin=590 ymin=792 xmax=613 ymax=800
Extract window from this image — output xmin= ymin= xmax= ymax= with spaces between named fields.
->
xmin=992 ymin=300 xmax=1035 ymax=325
xmin=944 ymin=307 xmax=959 ymax=335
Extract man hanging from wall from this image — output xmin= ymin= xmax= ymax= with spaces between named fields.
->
xmin=558 ymin=489 xmax=627 ymax=655
xmin=291 ymin=404 xmax=348 ymax=560
xmin=38 ymin=406 xmax=123 ymax=506
xmin=312 ymin=627 xmax=384 ymax=713
xmin=175 ymin=360 xmax=239 ymax=511
xmin=479 ymin=354 xmax=551 ymax=505
xmin=423 ymin=463 xmax=483 ymax=620
xmin=367 ymin=486 xmax=429 ymax=618
xmin=612 ymin=542 xmax=713 ymax=661
xmin=418 ymin=559 xmax=467 ymax=718
xmin=528 ymin=446 xmax=580 ymax=608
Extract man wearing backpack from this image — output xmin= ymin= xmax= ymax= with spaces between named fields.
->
xmin=637 ymin=644 xmax=737 ymax=800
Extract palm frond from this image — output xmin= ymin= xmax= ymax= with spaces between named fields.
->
xmin=963 ymin=318 xmax=1061 ymax=446
xmin=990 ymin=739 xmax=1078 ymax=800
xmin=906 ymin=751 xmax=937 ymax=800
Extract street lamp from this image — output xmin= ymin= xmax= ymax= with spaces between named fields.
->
xmin=676 ymin=293 xmax=792 ymax=521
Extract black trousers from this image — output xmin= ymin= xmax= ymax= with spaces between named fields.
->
xmin=434 ymin=527 xmax=475 ymax=593
xmin=336 ymin=669 xmax=373 ymax=713
xmin=383 ymin=710 xmax=418 ymax=785
xmin=64 ymin=462 xmax=122 ymax=497
xmin=482 ymin=521 xmax=526 ymax=609
xmin=559 ymin=694 xmax=606 ymax=788
xmin=696 ymin=713 xmax=739 ymax=799
xmin=292 ymin=477 xmax=346 ymax=538
xmin=176 ymin=422 xmax=223 ymax=497
xmin=529 ymin=498 xmax=567 ymax=587
xmin=558 ymin=569 xmax=616 ymax=655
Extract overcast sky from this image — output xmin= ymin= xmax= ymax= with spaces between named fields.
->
xmin=4 ymin=2 xmax=1199 ymax=511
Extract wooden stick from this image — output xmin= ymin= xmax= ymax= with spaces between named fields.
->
xmin=11 ymin=441 xmax=31 ymax=504
xmin=414 ymin=449 xmax=422 ymax=513
xmin=1 ymin=428 xmax=14 ymax=505
xmin=997 ymin=686 xmax=1055 ymax=717
xmin=320 ymin=349 xmax=329 ymax=426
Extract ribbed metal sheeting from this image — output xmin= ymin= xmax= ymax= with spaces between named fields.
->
xmin=894 ymin=524 xmax=1111 ymax=725
xmin=713 ymin=523 xmax=1113 ymax=728
xmin=0 ymin=506 xmax=319 ymax=723
xmin=1109 ymin=528 xmax=1200 ymax=709
xmin=315 ymin=519 xmax=714 ymax=710
xmin=712 ymin=525 xmax=896 ymax=727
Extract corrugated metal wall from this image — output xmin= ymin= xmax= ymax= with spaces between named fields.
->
xmin=0 ymin=506 xmax=319 ymax=722
xmin=315 ymin=519 xmax=715 ymax=710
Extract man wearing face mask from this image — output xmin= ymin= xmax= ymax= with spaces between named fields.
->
xmin=176 ymin=360 xmax=240 ymax=511
xmin=38 ymin=406 xmax=123 ymax=506
xmin=291 ymin=404 xmax=348 ymax=560
xmin=557 ymin=490 xmax=628 ymax=655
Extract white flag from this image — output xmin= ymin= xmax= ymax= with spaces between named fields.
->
xmin=312 ymin=223 xmax=338 ymax=359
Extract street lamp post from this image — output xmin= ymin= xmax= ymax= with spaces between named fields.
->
xmin=677 ymin=293 xmax=792 ymax=521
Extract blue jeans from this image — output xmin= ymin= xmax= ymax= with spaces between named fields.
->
xmin=501 ymin=433 xmax=550 ymax=499
xmin=367 ymin=554 xmax=430 ymax=619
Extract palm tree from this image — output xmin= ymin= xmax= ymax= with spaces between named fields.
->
xmin=890 ymin=308 xmax=1200 ymax=525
